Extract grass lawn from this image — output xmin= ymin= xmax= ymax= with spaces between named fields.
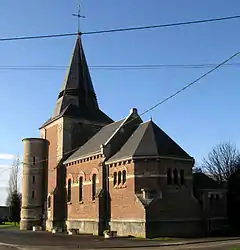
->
xmin=0 ymin=222 xmax=20 ymax=230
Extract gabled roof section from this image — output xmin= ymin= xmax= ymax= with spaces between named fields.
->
xmin=107 ymin=120 xmax=192 ymax=163
xmin=64 ymin=108 xmax=142 ymax=164
xmin=40 ymin=35 xmax=112 ymax=128
xmin=64 ymin=119 xmax=124 ymax=163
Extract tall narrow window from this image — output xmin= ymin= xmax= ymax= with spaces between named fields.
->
xmin=173 ymin=168 xmax=178 ymax=184
xmin=32 ymin=176 xmax=35 ymax=184
xmin=118 ymin=171 xmax=122 ymax=185
xmin=79 ymin=176 xmax=83 ymax=202
xmin=167 ymin=168 xmax=172 ymax=185
xmin=47 ymin=196 xmax=51 ymax=209
xmin=180 ymin=169 xmax=185 ymax=185
xmin=67 ymin=179 xmax=72 ymax=202
xmin=33 ymin=156 xmax=35 ymax=165
xmin=92 ymin=174 xmax=96 ymax=201
xmin=113 ymin=172 xmax=117 ymax=186
xmin=32 ymin=190 xmax=35 ymax=199
xmin=122 ymin=170 xmax=127 ymax=184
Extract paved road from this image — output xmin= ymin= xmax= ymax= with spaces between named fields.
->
xmin=0 ymin=230 xmax=239 ymax=250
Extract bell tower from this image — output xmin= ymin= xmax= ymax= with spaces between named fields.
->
xmin=40 ymin=35 xmax=112 ymax=230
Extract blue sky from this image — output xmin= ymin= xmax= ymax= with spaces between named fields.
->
xmin=0 ymin=0 xmax=240 ymax=205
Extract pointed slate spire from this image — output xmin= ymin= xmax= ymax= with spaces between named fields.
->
xmin=52 ymin=35 xmax=99 ymax=118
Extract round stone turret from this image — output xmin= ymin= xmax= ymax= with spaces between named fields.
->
xmin=20 ymin=138 xmax=49 ymax=230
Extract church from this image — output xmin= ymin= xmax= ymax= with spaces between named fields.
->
xmin=20 ymin=35 xmax=227 ymax=238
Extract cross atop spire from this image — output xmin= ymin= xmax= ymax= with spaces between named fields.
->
xmin=72 ymin=0 xmax=85 ymax=34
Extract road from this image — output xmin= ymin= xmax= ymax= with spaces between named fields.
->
xmin=0 ymin=230 xmax=239 ymax=250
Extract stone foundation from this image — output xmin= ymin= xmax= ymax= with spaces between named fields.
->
xmin=110 ymin=221 xmax=146 ymax=238
xmin=109 ymin=219 xmax=205 ymax=238
xmin=66 ymin=220 xmax=101 ymax=235
xmin=46 ymin=219 xmax=67 ymax=232
xmin=46 ymin=219 xmax=54 ymax=231
xmin=146 ymin=220 xmax=204 ymax=238
xmin=20 ymin=219 xmax=41 ymax=230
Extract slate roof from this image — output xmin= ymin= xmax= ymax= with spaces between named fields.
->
xmin=107 ymin=120 xmax=192 ymax=163
xmin=64 ymin=119 xmax=124 ymax=163
xmin=193 ymin=172 xmax=223 ymax=190
xmin=40 ymin=35 xmax=112 ymax=128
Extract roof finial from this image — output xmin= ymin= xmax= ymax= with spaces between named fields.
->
xmin=72 ymin=0 xmax=85 ymax=35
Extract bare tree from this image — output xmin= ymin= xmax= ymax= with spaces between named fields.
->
xmin=192 ymin=161 xmax=203 ymax=173
xmin=202 ymin=142 xmax=240 ymax=184
xmin=6 ymin=154 xmax=20 ymax=206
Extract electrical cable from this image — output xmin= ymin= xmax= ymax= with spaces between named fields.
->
xmin=20 ymin=51 xmax=240 ymax=168
xmin=0 ymin=14 xmax=240 ymax=42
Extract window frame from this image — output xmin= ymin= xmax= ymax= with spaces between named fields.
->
xmin=167 ymin=168 xmax=172 ymax=185
xmin=32 ymin=175 xmax=35 ymax=184
xmin=173 ymin=168 xmax=178 ymax=185
xmin=92 ymin=174 xmax=97 ymax=201
xmin=67 ymin=178 xmax=72 ymax=203
xmin=117 ymin=171 xmax=122 ymax=185
xmin=79 ymin=176 xmax=83 ymax=202
xmin=113 ymin=172 xmax=117 ymax=187
xmin=122 ymin=170 xmax=127 ymax=185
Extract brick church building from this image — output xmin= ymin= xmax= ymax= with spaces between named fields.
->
xmin=20 ymin=35 xmax=227 ymax=238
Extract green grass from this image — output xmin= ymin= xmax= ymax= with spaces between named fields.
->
xmin=0 ymin=222 xmax=20 ymax=229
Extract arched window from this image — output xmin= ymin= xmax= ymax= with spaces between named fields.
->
xmin=67 ymin=179 xmax=72 ymax=202
xmin=122 ymin=170 xmax=127 ymax=184
xmin=92 ymin=174 xmax=96 ymax=200
xmin=118 ymin=171 xmax=122 ymax=185
xmin=113 ymin=172 xmax=117 ymax=186
xmin=173 ymin=168 xmax=178 ymax=185
xmin=167 ymin=168 xmax=172 ymax=185
xmin=47 ymin=196 xmax=51 ymax=209
xmin=79 ymin=176 xmax=83 ymax=202
xmin=180 ymin=169 xmax=185 ymax=185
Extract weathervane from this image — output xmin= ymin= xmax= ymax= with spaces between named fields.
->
xmin=72 ymin=0 xmax=85 ymax=34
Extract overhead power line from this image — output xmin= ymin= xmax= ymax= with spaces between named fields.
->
xmin=82 ymin=15 xmax=240 ymax=35
xmin=21 ymin=50 xmax=240 ymax=167
xmin=0 ymin=63 xmax=239 ymax=71
xmin=0 ymin=32 xmax=77 ymax=42
xmin=0 ymin=14 xmax=240 ymax=42
xmin=140 ymin=51 xmax=240 ymax=116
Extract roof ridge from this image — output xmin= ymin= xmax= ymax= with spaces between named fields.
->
xmin=104 ymin=108 xmax=141 ymax=146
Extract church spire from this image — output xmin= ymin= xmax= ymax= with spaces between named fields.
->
xmin=40 ymin=4 xmax=113 ymax=129
xmin=52 ymin=35 xmax=99 ymax=118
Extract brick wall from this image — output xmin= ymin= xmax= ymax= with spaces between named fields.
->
xmin=66 ymin=156 xmax=104 ymax=221
xmin=109 ymin=162 xmax=145 ymax=221
xmin=41 ymin=119 xmax=62 ymax=226
xmin=41 ymin=123 xmax=58 ymax=194
xmin=134 ymin=158 xmax=201 ymax=221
